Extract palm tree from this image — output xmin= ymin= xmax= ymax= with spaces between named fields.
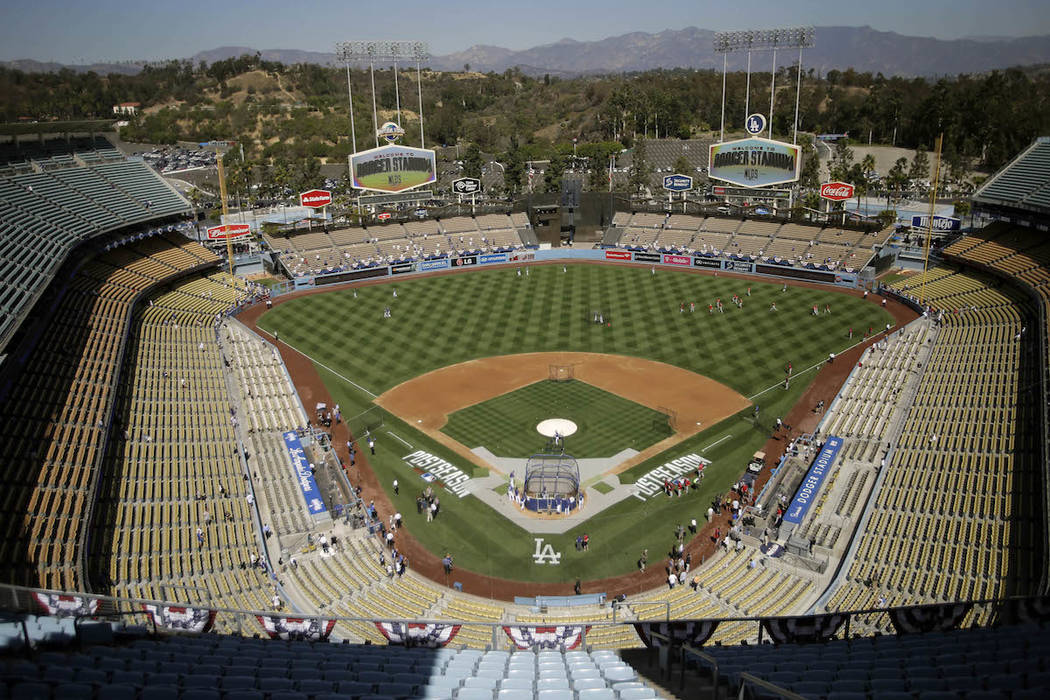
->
xmin=860 ymin=154 xmax=877 ymax=217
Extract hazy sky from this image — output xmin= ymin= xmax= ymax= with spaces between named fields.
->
xmin=2 ymin=0 xmax=1048 ymax=64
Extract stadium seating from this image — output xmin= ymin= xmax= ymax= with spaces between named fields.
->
xmin=826 ymin=266 xmax=1041 ymax=629
xmin=0 ymin=148 xmax=192 ymax=353
xmin=0 ymin=235 xmax=217 ymax=591
xmin=0 ymin=627 xmax=663 ymax=699
xmin=707 ymin=619 xmax=1050 ymax=699
xmin=272 ymin=216 xmax=529 ymax=277
xmin=87 ymin=271 xmax=273 ymax=634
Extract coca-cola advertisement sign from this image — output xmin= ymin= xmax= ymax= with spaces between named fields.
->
xmin=820 ymin=182 xmax=855 ymax=201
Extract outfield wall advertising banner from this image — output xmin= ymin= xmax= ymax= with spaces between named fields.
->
xmin=206 ymin=223 xmax=252 ymax=240
xmin=451 ymin=255 xmax=478 ymax=267
xmin=911 ymin=214 xmax=961 ymax=232
xmin=480 ymin=252 xmax=509 ymax=264
xmin=783 ymin=436 xmax=844 ymax=525
xmin=419 ymin=259 xmax=450 ymax=271
xmin=708 ymin=137 xmax=801 ymax=188
xmin=282 ymin=430 xmax=328 ymax=515
xmin=662 ymin=254 xmax=690 ymax=266
xmin=693 ymin=257 xmax=722 ymax=268
xmin=726 ymin=261 xmax=754 ymax=273
xmin=633 ymin=252 xmax=661 ymax=263
xmin=350 ymin=144 xmax=437 ymax=193
xmin=605 ymin=250 xmax=632 ymax=261
xmin=390 ymin=262 xmax=414 ymax=275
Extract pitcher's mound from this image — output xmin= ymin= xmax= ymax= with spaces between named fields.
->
xmin=536 ymin=418 xmax=578 ymax=438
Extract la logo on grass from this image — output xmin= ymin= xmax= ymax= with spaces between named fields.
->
xmin=532 ymin=538 xmax=562 ymax=565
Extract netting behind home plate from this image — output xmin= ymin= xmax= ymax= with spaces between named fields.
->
xmin=524 ymin=451 xmax=580 ymax=499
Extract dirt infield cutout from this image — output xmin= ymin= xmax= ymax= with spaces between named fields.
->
xmin=375 ymin=352 xmax=751 ymax=476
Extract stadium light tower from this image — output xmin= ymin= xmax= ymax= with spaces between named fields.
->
xmin=713 ymin=27 xmax=814 ymax=143
xmin=335 ymin=41 xmax=431 ymax=154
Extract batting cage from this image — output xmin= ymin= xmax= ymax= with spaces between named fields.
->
xmin=523 ymin=451 xmax=581 ymax=514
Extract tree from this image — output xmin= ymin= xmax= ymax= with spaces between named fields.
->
xmin=909 ymin=148 xmax=930 ymax=183
xmin=673 ymin=155 xmax=691 ymax=176
xmin=860 ymin=153 xmax=877 ymax=214
xmin=462 ymin=143 xmax=483 ymax=180
xmin=544 ymin=153 xmax=566 ymax=194
xmin=628 ymin=139 xmax=652 ymax=194
xmin=798 ymin=136 xmax=820 ymax=189
xmin=828 ymin=139 xmax=855 ymax=182
xmin=886 ymin=156 xmax=909 ymax=203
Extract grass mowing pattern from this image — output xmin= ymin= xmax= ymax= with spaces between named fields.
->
xmin=259 ymin=264 xmax=891 ymax=400
xmin=442 ymin=379 xmax=671 ymax=458
xmin=262 ymin=264 xmax=894 ymax=582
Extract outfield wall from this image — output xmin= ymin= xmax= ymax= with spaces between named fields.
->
xmin=282 ymin=249 xmax=859 ymax=296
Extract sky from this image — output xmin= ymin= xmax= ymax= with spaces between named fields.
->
xmin=1 ymin=0 xmax=1048 ymax=64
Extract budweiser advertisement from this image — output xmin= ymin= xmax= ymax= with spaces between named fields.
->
xmin=206 ymin=223 xmax=252 ymax=240
xmin=820 ymin=182 xmax=855 ymax=201
xmin=377 ymin=212 xmax=392 ymax=221
xmin=299 ymin=189 xmax=332 ymax=208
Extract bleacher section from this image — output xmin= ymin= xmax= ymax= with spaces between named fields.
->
xmin=605 ymin=215 xmax=892 ymax=272
xmin=0 ymin=149 xmax=191 ymax=353
xmin=826 ymin=267 xmax=1042 ymax=629
xmin=273 ymin=215 xmax=528 ymax=278
xmin=0 ymin=238 xmax=219 ymax=591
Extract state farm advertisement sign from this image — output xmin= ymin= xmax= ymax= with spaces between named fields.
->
xmin=299 ymin=189 xmax=332 ymax=208
xmin=820 ymin=182 xmax=854 ymax=201
xmin=605 ymin=250 xmax=632 ymax=261
xmin=663 ymin=254 xmax=691 ymax=266
xmin=206 ymin=223 xmax=252 ymax=240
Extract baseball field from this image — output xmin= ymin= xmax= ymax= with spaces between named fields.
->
xmin=257 ymin=263 xmax=893 ymax=585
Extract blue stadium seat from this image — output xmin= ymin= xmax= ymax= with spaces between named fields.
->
xmin=52 ymin=683 xmax=93 ymax=700
xmin=100 ymin=684 xmax=138 ymax=700
xmin=269 ymin=693 xmax=308 ymax=700
xmin=537 ymin=677 xmax=570 ymax=690
xmin=138 ymin=685 xmax=179 ymax=700
xmin=260 ymin=677 xmax=295 ymax=693
xmin=464 ymin=677 xmax=497 ymax=690
xmin=296 ymin=679 xmax=335 ymax=695
xmin=221 ymin=675 xmax=257 ymax=690
xmin=10 ymin=682 xmax=50 ymax=700
xmin=575 ymin=689 xmax=616 ymax=700
xmin=336 ymin=680 xmax=374 ymax=696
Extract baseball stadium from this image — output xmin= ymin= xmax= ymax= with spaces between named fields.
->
xmin=1 ymin=25 xmax=1050 ymax=700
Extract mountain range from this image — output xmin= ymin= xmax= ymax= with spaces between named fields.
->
xmin=5 ymin=26 xmax=1050 ymax=78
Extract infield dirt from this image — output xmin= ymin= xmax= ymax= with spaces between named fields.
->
xmin=375 ymin=352 xmax=751 ymax=474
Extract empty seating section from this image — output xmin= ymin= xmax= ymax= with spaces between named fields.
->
xmin=270 ymin=216 xmax=527 ymax=276
xmin=90 ymin=274 xmax=271 ymax=635
xmin=0 ymin=149 xmax=191 ymax=351
xmin=633 ymin=549 xmax=815 ymax=645
xmin=974 ymin=136 xmax=1050 ymax=208
xmin=710 ymin=621 xmax=1050 ymax=699
xmin=606 ymin=215 xmax=884 ymax=271
xmin=828 ymin=267 xmax=1040 ymax=629
xmin=822 ymin=323 xmax=933 ymax=464
xmin=283 ymin=536 xmax=449 ymax=644
xmin=0 ymin=238 xmax=214 ymax=591
xmin=223 ymin=322 xmax=311 ymax=534
xmin=0 ymin=634 xmax=661 ymax=699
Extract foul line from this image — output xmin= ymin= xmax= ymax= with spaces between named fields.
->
xmin=702 ymin=434 xmax=733 ymax=451
xmin=747 ymin=333 xmax=881 ymax=402
xmin=263 ymin=330 xmax=378 ymax=399
xmin=386 ymin=431 xmax=413 ymax=449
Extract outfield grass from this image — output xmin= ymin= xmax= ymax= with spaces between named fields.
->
xmin=442 ymin=379 xmax=671 ymax=458
xmin=261 ymin=263 xmax=893 ymax=583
